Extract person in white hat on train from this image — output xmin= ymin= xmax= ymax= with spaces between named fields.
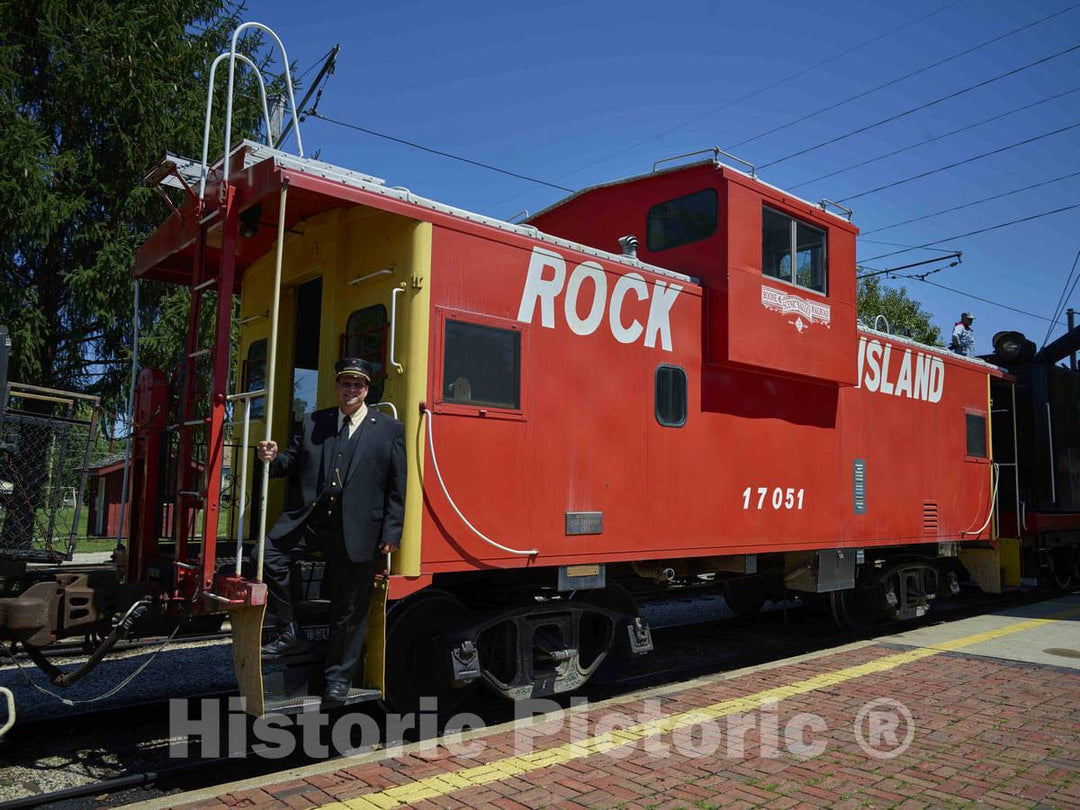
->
xmin=951 ymin=312 xmax=975 ymax=357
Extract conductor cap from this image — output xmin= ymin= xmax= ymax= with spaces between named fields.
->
xmin=335 ymin=357 xmax=373 ymax=382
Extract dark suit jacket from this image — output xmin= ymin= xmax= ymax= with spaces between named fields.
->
xmin=267 ymin=407 xmax=406 ymax=563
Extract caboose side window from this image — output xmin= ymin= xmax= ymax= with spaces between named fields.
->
xmin=762 ymin=206 xmax=827 ymax=295
xmin=343 ymin=305 xmax=388 ymax=403
xmin=646 ymin=189 xmax=717 ymax=252
xmin=966 ymin=413 xmax=988 ymax=459
xmin=242 ymin=339 xmax=267 ymax=420
xmin=655 ymin=364 xmax=687 ymax=427
xmin=442 ymin=320 xmax=521 ymax=410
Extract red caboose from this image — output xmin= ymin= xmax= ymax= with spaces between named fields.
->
xmin=123 ymin=136 xmax=1030 ymax=712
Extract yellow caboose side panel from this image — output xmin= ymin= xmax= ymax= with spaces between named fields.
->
xmin=395 ymin=219 xmax=432 ymax=577
xmin=234 ymin=205 xmax=430 ymax=575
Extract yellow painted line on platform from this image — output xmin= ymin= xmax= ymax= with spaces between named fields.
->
xmin=319 ymin=606 xmax=1080 ymax=810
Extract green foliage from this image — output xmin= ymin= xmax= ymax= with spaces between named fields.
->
xmin=0 ymin=0 xmax=288 ymax=418
xmin=856 ymin=276 xmax=942 ymax=346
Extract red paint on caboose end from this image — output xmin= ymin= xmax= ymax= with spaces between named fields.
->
xmin=527 ymin=162 xmax=859 ymax=386
xmin=416 ymin=161 xmax=1002 ymax=574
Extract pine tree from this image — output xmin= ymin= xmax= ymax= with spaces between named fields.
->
xmin=0 ymin=0 xmax=289 ymax=414
xmin=0 ymin=1 xmax=291 ymax=550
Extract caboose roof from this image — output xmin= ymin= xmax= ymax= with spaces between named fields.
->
xmin=527 ymin=157 xmax=857 ymax=228
xmin=135 ymin=141 xmax=696 ymax=287
xmin=858 ymin=324 xmax=1007 ymax=374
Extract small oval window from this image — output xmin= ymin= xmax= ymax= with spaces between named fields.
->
xmin=655 ymin=365 xmax=687 ymax=427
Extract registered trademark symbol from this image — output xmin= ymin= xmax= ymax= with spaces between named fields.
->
xmin=854 ymin=698 xmax=915 ymax=759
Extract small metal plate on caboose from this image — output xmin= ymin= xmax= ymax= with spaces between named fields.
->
xmin=565 ymin=511 xmax=602 ymax=536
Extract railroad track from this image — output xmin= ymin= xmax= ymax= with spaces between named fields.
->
xmin=3 ymin=631 xmax=231 ymax=664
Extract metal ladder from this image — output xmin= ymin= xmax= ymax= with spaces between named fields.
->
xmin=167 ymin=22 xmax=301 ymax=602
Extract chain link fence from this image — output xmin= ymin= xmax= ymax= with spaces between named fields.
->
xmin=0 ymin=384 xmax=106 ymax=561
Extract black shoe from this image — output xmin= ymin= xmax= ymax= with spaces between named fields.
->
xmin=321 ymin=680 xmax=351 ymax=708
xmin=260 ymin=624 xmax=312 ymax=659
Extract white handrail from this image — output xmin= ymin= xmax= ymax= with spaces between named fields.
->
xmin=255 ymin=183 xmax=289 ymax=583
xmin=421 ymin=406 xmax=537 ymax=557
xmin=370 ymin=401 xmax=398 ymax=420
xmin=235 ymin=399 xmax=252 ymax=574
xmin=228 ymin=387 xmax=268 ymax=573
xmin=962 ymin=462 xmax=1000 ymax=537
xmin=224 ymin=22 xmax=303 ymax=190
xmin=348 ymin=268 xmax=394 ymax=287
xmin=198 ymin=52 xmax=272 ymax=200
xmin=389 ymin=283 xmax=407 ymax=374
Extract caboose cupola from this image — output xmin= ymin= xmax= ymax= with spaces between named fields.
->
xmin=528 ymin=151 xmax=860 ymax=386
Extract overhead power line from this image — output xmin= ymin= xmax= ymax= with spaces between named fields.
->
xmin=859 ymin=204 xmax=1080 ymax=262
xmin=730 ymin=2 xmax=1079 ymax=155
xmin=837 ymin=122 xmax=1080 ymax=202
xmin=1041 ymin=248 xmax=1080 ymax=346
xmin=861 ymin=171 xmax=1080 ymax=234
xmin=758 ymin=42 xmax=1080 ymax=171
xmin=856 ymin=253 xmax=963 ymax=279
xmin=859 ymin=240 xmax=962 ymax=252
xmin=309 ymin=112 xmax=574 ymax=192
xmin=541 ymin=0 xmax=965 ymax=183
xmin=905 ymin=278 xmax=1056 ymax=323
xmin=790 ymin=86 xmax=1080 ymax=190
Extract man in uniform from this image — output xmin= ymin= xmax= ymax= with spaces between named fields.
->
xmin=256 ymin=358 xmax=406 ymax=706
xmin=950 ymin=312 xmax=975 ymax=356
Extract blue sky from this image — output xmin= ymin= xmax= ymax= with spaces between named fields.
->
xmin=248 ymin=0 xmax=1079 ymax=354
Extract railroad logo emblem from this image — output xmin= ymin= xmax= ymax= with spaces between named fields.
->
xmin=517 ymin=246 xmax=683 ymax=351
xmin=857 ymin=337 xmax=944 ymax=403
xmin=761 ymin=285 xmax=831 ymax=330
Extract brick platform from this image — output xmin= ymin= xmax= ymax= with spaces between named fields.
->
xmin=148 ymin=597 xmax=1080 ymax=810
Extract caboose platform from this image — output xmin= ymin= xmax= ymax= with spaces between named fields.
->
xmin=143 ymin=595 xmax=1080 ymax=810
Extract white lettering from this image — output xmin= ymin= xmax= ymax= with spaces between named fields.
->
xmin=929 ymin=357 xmax=945 ymax=403
xmin=913 ymin=353 xmax=932 ymax=400
xmin=517 ymin=247 xmax=566 ymax=328
xmin=644 ymin=281 xmax=682 ymax=351
xmin=864 ymin=341 xmax=882 ymax=393
xmin=894 ymin=349 xmax=913 ymax=398
xmin=879 ymin=345 xmax=895 ymax=395
xmin=858 ymin=340 xmax=946 ymax=403
xmin=564 ymin=261 xmax=607 ymax=336
xmin=517 ymin=246 xmax=681 ymax=351
xmin=609 ymin=273 xmax=648 ymax=344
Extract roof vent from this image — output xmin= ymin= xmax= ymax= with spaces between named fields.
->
xmin=618 ymin=235 xmax=638 ymax=258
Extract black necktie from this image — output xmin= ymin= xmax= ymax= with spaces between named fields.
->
xmin=331 ymin=416 xmax=350 ymax=487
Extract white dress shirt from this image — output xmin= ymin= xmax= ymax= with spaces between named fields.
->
xmin=337 ymin=404 xmax=368 ymax=439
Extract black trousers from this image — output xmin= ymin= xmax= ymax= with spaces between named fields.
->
xmin=263 ymin=517 xmax=377 ymax=685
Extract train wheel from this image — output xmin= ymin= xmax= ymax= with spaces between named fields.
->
xmin=828 ymin=587 xmax=878 ymax=631
xmin=722 ymin=578 xmax=768 ymax=618
xmin=384 ymin=589 xmax=475 ymax=716
xmin=1047 ymin=548 xmax=1077 ymax=591
xmin=570 ymin=583 xmax=638 ymax=684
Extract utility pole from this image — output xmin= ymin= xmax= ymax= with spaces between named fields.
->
xmin=275 ymin=44 xmax=340 ymax=150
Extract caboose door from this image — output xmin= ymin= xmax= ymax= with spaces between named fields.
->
xmin=336 ymin=212 xmax=434 ymax=696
